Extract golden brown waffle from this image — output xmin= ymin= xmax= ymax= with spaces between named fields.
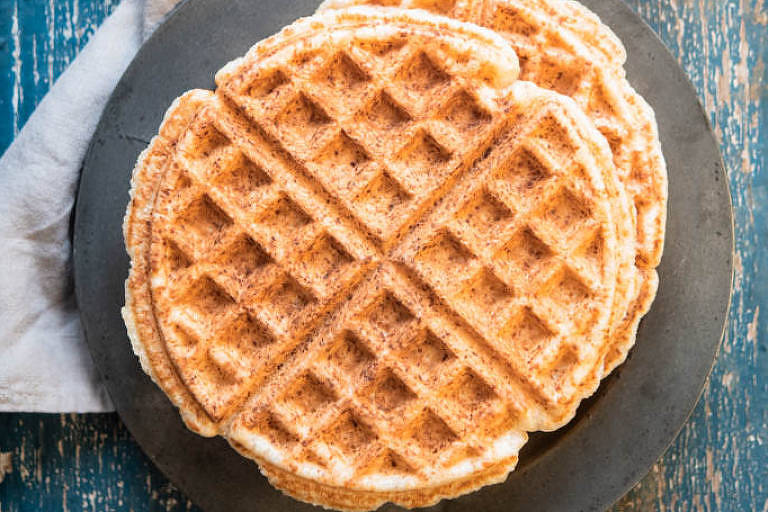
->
xmin=123 ymin=7 xmax=636 ymax=510
xmin=317 ymin=0 xmax=667 ymax=377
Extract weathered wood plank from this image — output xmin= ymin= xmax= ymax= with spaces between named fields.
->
xmin=0 ymin=413 xmax=195 ymax=511
xmin=0 ymin=0 xmax=765 ymax=511
xmin=615 ymin=1 xmax=768 ymax=510
xmin=0 ymin=0 xmax=119 ymax=154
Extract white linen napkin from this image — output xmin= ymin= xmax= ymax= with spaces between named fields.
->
xmin=0 ymin=0 xmax=179 ymax=412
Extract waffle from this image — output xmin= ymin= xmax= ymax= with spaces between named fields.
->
xmin=317 ymin=0 xmax=667 ymax=376
xmin=123 ymin=7 xmax=636 ymax=511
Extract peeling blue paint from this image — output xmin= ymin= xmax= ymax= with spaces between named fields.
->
xmin=0 ymin=0 xmax=765 ymax=510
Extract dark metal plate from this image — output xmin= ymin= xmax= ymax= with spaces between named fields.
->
xmin=73 ymin=0 xmax=734 ymax=510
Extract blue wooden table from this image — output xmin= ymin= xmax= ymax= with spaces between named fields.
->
xmin=0 ymin=1 xmax=765 ymax=510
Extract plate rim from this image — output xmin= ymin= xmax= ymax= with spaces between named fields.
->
xmin=73 ymin=0 xmax=735 ymax=510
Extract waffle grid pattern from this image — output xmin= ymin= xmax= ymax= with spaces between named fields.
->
xmin=150 ymin=112 xmax=379 ymax=422
xmin=149 ymin=102 xmax=616 ymax=484
xmin=318 ymin=0 xmax=666 ymax=268
xmin=233 ymin=266 xmax=520 ymax=481
xmin=220 ymin=41 xmax=509 ymax=249
xmin=146 ymin=36 xmax=517 ymax=442
xmin=134 ymin=15 xmax=622 ymax=492
xmin=397 ymin=108 xmax=609 ymax=402
xmin=484 ymin=0 xmax=665 ymax=267
xmin=185 ymin=39 xmax=529 ymax=476
xmin=487 ymin=1 xmax=637 ymax=171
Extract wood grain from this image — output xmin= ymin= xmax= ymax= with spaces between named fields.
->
xmin=616 ymin=1 xmax=768 ymax=510
xmin=0 ymin=0 xmax=765 ymax=510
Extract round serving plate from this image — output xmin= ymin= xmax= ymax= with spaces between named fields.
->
xmin=73 ymin=0 xmax=734 ymax=510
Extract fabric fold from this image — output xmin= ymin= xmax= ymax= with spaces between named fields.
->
xmin=0 ymin=0 xmax=178 ymax=412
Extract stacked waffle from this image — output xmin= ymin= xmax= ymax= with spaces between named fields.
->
xmin=123 ymin=3 xmax=666 ymax=510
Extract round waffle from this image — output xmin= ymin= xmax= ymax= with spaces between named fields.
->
xmin=317 ymin=0 xmax=667 ymax=377
xmin=123 ymin=7 xmax=635 ymax=510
